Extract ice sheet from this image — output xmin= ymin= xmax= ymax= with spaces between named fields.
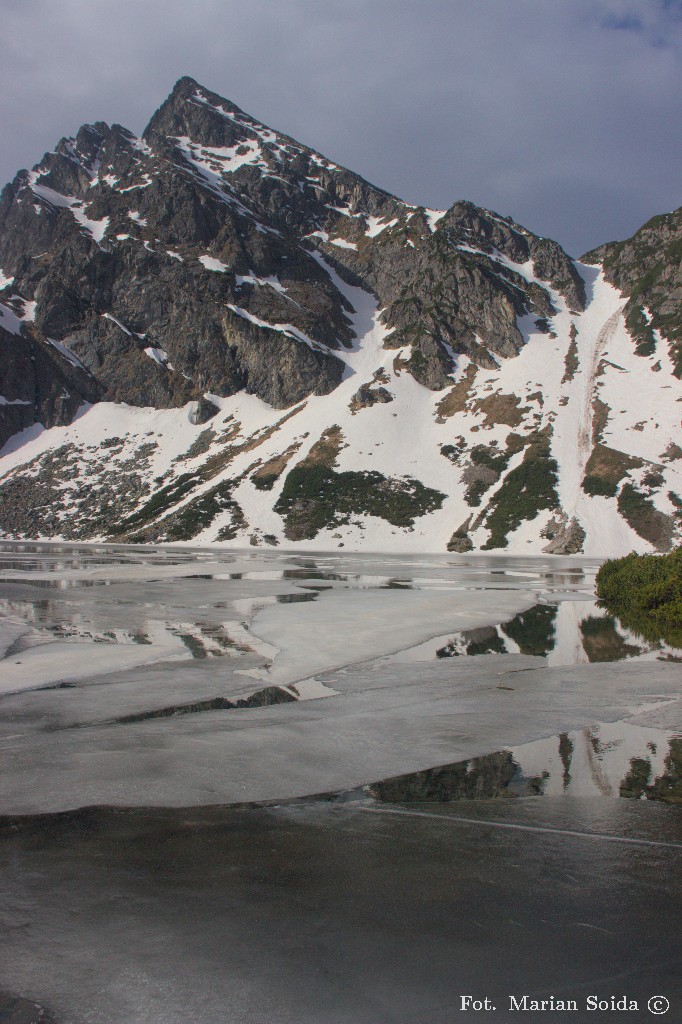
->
xmin=1 ymin=545 xmax=679 ymax=815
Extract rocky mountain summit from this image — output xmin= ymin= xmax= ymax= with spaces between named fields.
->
xmin=0 ymin=77 xmax=680 ymax=554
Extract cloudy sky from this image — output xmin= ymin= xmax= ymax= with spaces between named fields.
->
xmin=1 ymin=0 xmax=680 ymax=256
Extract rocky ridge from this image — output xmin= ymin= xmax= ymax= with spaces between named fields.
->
xmin=0 ymin=77 xmax=680 ymax=554
xmin=583 ymin=207 xmax=682 ymax=376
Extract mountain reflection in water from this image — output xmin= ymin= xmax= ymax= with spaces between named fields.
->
xmin=435 ymin=601 xmax=682 ymax=664
xmin=368 ymin=724 xmax=682 ymax=805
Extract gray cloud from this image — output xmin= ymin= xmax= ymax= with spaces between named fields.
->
xmin=1 ymin=0 xmax=680 ymax=255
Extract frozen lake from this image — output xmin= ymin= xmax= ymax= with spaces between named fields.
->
xmin=0 ymin=542 xmax=680 ymax=1023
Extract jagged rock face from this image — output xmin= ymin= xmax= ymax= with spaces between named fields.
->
xmin=363 ymin=201 xmax=586 ymax=389
xmin=0 ymin=77 xmax=680 ymax=554
xmin=0 ymin=320 xmax=101 ymax=449
xmin=0 ymin=75 xmax=583 ymax=424
xmin=582 ymin=208 xmax=682 ymax=377
xmin=0 ymin=80 xmax=352 ymax=413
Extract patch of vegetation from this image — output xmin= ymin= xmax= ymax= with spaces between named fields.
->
xmin=163 ymin=481 xmax=245 ymax=541
xmin=662 ymin=443 xmax=682 ymax=463
xmin=252 ymin=473 xmax=278 ymax=491
xmin=642 ymin=470 xmax=664 ymax=489
xmin=216 ymin=516 xmax=246 ymax=541
xmin=581 ymin=444 xmax=642 ymax=497
xmin=275 ymin=464 xmax=445 ymax=540
xmin=561 ymin=323 xmax=579 ymax=383
xmin=596 ymin=547 xmax=682 ymax=647
xmin=435 ymin=364 xmax=478 ymax=420
xmin=504 ymin=432 xmax=527 ymax=457
xmin=463 ymin=470 xmax=496 ymax=507
xmin=197 ymin=406 xmax=304 ymax=483
xmin=251 ymin=442 xmax=302 ymax=490
xmin=407 ymin=347 xmax=427 ymax=378
xmin=482 ymin=436 xmax=559 ymax=549
xmin=109 ymin=472 xmax=201 ymax=535
xmin=617 ymin=483 xmax=674 ymax=550
xmin=440 ymin=436 xmax=468 ymax=462
xmin=625 ymin=304 xmax=656 ymax=358
xmin=470 ymin=444 xmax=509 ymax=475
xmin=462 ymin=436 xmax=527 ymax=507
xmin=176 ymin=428 xmax=216 ymax=462
xmin=471 ymin=391 xmax=527 ymax=428
xmin=304 ymin=425 xmax=344 ymax=467
xmin=591 ymin=398 xmax=610 ymax=444
xmin=582 ymin=476 xmax=617 ymax=497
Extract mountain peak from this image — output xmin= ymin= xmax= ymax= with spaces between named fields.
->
xmin=1 ymin=79 xmax=680 ymax=556
xmin=171 ymin=74 xmax=201 ymax=95
xmin=143 ymin=76 xmax=248 ymax=141
xmin=171 ymin=75 xmax=245 ymax=108
xmin=167 ymin=75 xmax=238 ymax=110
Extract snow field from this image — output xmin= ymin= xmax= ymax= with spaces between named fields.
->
xmin=1 ymin=232 xmax=680 ymax=555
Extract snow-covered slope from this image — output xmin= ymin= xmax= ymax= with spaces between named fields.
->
xmin=0 ymin=78 xmax=680 ymax=554
xmin=1 ymin=254 xmax=679 ymax=554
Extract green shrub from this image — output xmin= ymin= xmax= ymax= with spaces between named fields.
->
xmin=252 ymin=473 xmax=278 ymax=491
xmin=596 ymin=548 xmax=682 ymax=646
xmin=582 ymin=475 xmax=617 ymax=497
xmin=470 ymin=444 xmax=509 ymax=474
xmin=464 ymin=479 xmax=489 ymax=507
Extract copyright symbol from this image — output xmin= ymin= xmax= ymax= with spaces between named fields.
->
xmin=648 ymin=996 xmax=670 ymax=1014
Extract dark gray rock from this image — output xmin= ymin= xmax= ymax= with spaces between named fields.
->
xmin=190 ymin=396 xmax=220 ymax=425
xmin=0 ymin=324 xmax=101 ymax=450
